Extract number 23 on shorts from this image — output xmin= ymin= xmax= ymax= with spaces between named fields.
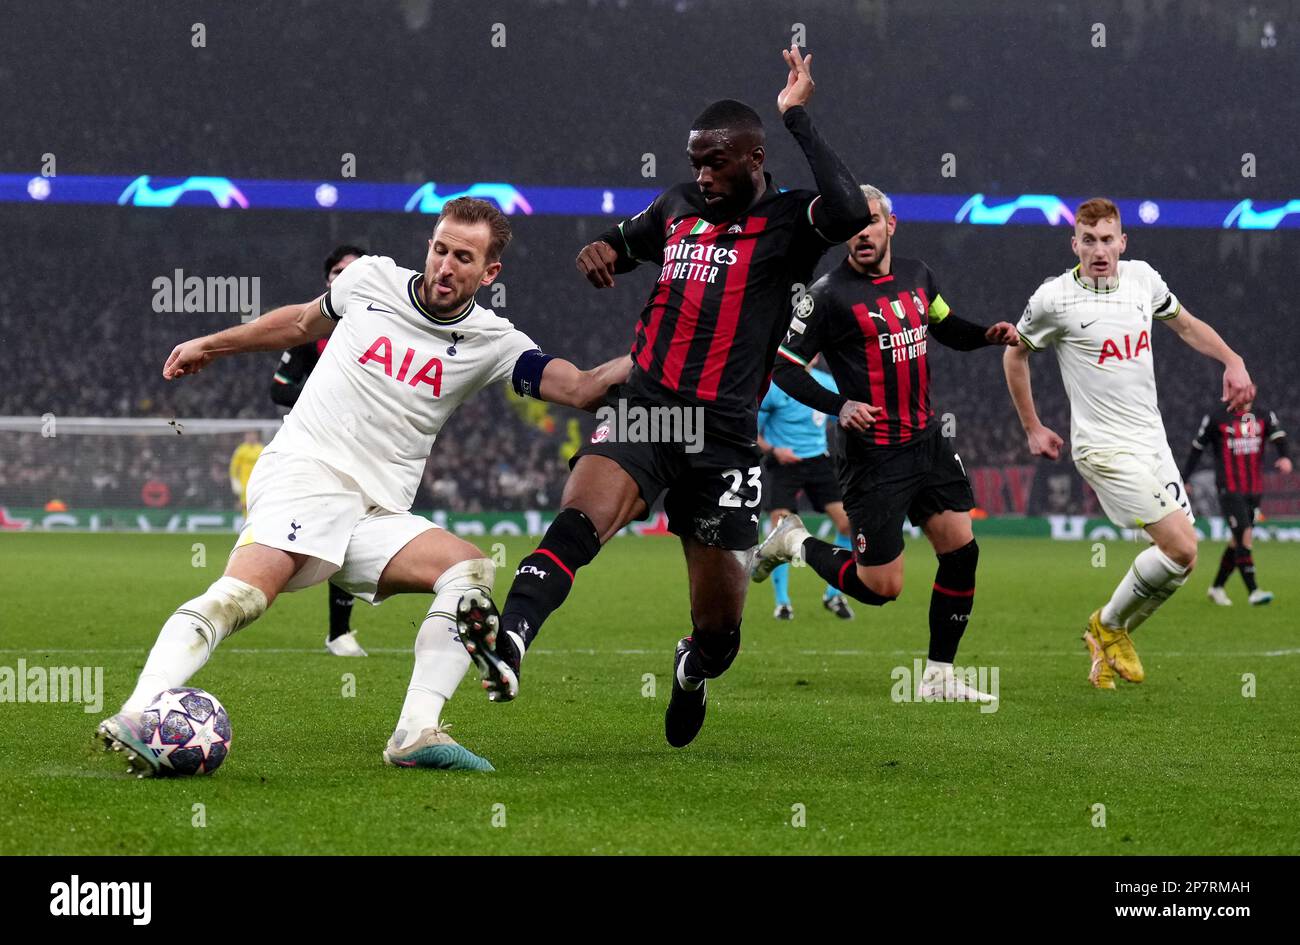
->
xmin=719 ymin=466 xmax=762 ymax=508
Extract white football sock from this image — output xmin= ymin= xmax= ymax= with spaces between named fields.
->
xmin=122 ymin=576 xmax=267 ymax=712
xmin=1100 ymin=547 xmax=1188 ymax=630
xmin=1125 ymin=571 xmax=1189 ymax=632
xmin=394 ymin=557 xmax=494 ymax=748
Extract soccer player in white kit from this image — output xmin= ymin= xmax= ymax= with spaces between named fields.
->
xmin=1003 ymin=198 xmax=1255 ymax=690
xmin=97 ymin=198 xmax=629 ymax=772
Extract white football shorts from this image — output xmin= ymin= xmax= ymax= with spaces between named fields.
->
xmin=1074 ymin=446 xmax=1195 ymax=531
xmin=233 ymin=451 xmax=437 ymax=603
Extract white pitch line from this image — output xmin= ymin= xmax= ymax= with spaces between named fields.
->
xmin=0 ymin=647 xmax=1296 ymax=658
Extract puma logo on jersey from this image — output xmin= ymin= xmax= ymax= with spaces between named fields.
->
xmin=1097 ymin=330 xmax=1150 ymax=365
xmin=358 ymin=336 xmax=443 ymax=395
xmin=447 ymin=332 xmax=465 ymax=356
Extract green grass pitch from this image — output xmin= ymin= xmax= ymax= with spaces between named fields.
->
xmin=2 ymin=532 xmax=1298 ymax=855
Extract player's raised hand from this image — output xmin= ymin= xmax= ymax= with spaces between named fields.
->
xmin=1221 ymin=361 xmax=1255 ymax=411
xmin=163 ymin=338 xmax=215 ymax=379
xmin=576 ymin=240 xmax=620 ymax=289
xmin=777 ymin=44 xmax=814 ymax=114
xmin=838 ymin=399 xmax=882 ymax=433
xmin=986 ymin=322 xmax=1019 ymax=346
xmin=1026 ymin=424 xmax=1064 ymax=461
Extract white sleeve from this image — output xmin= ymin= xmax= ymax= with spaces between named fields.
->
xmin=1145 ymin=263 xmax=1182 ymax=320
xmin=487 ymin=325 xmax=542 ymax=387
xmin=1015 ymin=281 xmax=1061 ymax=351
xmin=318 ymin=255 xmax=376 ymax=321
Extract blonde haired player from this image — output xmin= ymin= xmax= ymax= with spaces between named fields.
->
xmin=229 ymin=430 xmax=264 ymax=515
xmin=1003 ymin=198 xmax=1255 ymax=689
xmin=97 ymin=198 xmax=629 ymax=772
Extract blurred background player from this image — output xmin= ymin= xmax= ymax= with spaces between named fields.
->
xmin=1183 ymin=401 xmax=1290 ymax=606
xmin=229 ymin=430 xmax=263 ymax=515
xmin=271 ymin=244 xmax=369 ymax=657
xmin=1004 ymin=198 xmax=1255 ymax=689
xmin=756 ymin=355 xmax=854 ymax=620
xmin=755 ymin=185 xmax=1018 ymax=703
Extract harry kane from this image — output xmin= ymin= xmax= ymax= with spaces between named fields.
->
xmin=97 ymin=198 xmax=628 ymax=773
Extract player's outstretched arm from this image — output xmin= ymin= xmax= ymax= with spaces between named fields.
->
xmin=929 ymin=314 xmax=1019 ymax=351
xmin=537 ymin=354 xmax=632 ymax=412
xmin=1003 ymin=343 xmax=1064 ymax=460
xmin=1160 ymin=307 xmax=1255 ymax=410
xmin=777 ymin=45 xmax=870 ymax=242
xmin=771 ymin=358 xmax=880 ymax=432
xmin=163 ymin=297 xmax=334 ymax=380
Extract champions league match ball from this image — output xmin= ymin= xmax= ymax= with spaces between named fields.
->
xmin=140 ymin=687 xmax=232 ymax=776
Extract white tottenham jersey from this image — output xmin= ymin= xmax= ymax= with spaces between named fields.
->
xmin=1016 ymin=259 xmax=1181 ymax=459
xmin=265 ymin=255 xmax=539 ymax=511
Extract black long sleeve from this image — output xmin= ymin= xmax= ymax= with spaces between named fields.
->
xmin=270 ymin=343 xmax=316 ymax=407
xmin=773 ymin=359 xmax=847 ymax=417
xmin=930 ymin=314 xmax=992 ymax=352
xmin=782 ymin=105 xmax=869 ymax=242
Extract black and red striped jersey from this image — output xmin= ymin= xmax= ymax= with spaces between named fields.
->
xmin=602 ymin=175 xmax=837 ymax=445
xmin=1185 ymin=404 xmax=1288 ymax=494
xmin=778 ymin=256 xmax=950 ymax=446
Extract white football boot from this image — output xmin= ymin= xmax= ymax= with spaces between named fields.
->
xmin=917 ymin=664 xmax=998 ymax=705
xmin=326 ymin=630 xmax=368 ymax=657
xmin=751 ymin=513 xmax=811 ymax=583
xmin=1206 ymin=586 xmax=1233 ymax=606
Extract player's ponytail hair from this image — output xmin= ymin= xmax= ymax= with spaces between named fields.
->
xmin=438 ymin=197 xmax=513 ymax=261
xmin=1076 ymin=197 xmax=1121 ymax=229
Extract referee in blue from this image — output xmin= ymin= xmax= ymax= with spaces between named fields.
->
xmin=757 ymin=356 xmax=855 ymax=620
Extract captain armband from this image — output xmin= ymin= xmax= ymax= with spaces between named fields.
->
xmin=512 ymin=349 xmax=555 ymax=399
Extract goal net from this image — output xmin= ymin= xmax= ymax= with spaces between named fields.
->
xmin=0 ymin=416 xmax=283 ymax=531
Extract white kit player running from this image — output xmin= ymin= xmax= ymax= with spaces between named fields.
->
xmin=1003 ymin=197 xmax=1255 ymax=690
xmin=97 ymin=197 xmax=630 ymax=773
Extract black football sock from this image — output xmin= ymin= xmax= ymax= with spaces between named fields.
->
xmin=327 ymin=584 xmax=355 ymax=641
xmin=682 ymin=623 xmax=741 ymax=682
xmin=1235 ymin=548 xmax=1258 ymax=593
xmin=799 ymin=537 xmax=896 ymax=606
xmin=501 ymin=508 xmax=602 ymax=649
xmin=1212 ymin=546 xmax=1236 ymax=588
xmin=929 ymin=540 xmax=978 ymax=663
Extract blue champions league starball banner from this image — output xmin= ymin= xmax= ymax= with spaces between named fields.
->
xmin=3 ymin=172 xmax=1299 ymax=230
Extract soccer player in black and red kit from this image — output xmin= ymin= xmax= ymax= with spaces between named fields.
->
xmin=752 ymin=185 xmax=1018 ymax=702
xmin=456 ymin=46 xmax=873 ymax=747
xmin=1183 ymin=402 xmax=1291 ymax=605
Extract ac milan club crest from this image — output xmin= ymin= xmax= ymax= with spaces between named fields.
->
xmin=856 ymin=533 xmax=868 ymax=555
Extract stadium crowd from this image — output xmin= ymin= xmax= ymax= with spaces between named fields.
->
xmin=5 ymin=0 xmax=1297 ymax=516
